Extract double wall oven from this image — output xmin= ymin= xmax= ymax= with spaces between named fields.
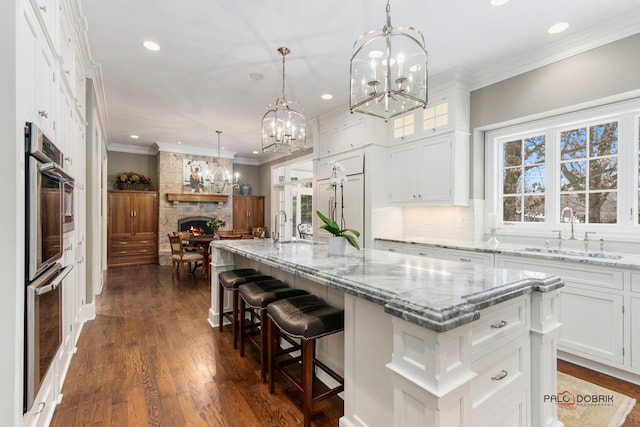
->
xmin=24 ymin=122 xmax=73 ymax=412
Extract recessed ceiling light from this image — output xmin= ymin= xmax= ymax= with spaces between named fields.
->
xmin=249 ymin=72 xmax=264 ymax=81
xmin=252 ymin=151 xmax=259 ymax=154
xmin=142 ymin=40 xmax=160 ymax=51
xmin=177 ymin=141 xmax=182 ymax=145
xmin=490 ymin=0 xmax=509 ymax=6
xmin=321 ymin=94 xmax=333 ymax=100
xmin=548 ymin=22 xmax=569 ymax=34
xmin=130 ymin=135 xmax=139 ymax=139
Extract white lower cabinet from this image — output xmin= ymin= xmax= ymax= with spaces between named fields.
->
xmin=441 ymin=248 xmax=494 ymax=266
xmin=496 ymin=255 xmax=628 ymax=371
xmin=405 ymin=244 xmax=441 ymax=258
xmin=375 ymin=240 xmax=407 ymax=254
xmin=559 ymin=286 xmax=624 ymax=364
xmin=632 ymin=296 xmax=640 ymax=370
xmin=471 ymin=333 xmax=529 ymax=422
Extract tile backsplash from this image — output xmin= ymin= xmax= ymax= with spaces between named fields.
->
xmin=373 ymin=200 xmax=484 ymax=242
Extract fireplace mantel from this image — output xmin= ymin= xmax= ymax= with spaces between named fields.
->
xmin=166 ymin=193 xmax=229 ymax=203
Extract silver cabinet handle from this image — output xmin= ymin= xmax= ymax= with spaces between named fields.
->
xmin=417 ymin=252 xmax=430 ymax=257
xmin=491 ymin=320 xmax=508 ymax=329
xmin=38 ymin=110 xmax=48 ymax=118
xmin=459 ymin=258 xmax=472 ymax=262
xmin=491 ymin=370 xmax=508 ymax=381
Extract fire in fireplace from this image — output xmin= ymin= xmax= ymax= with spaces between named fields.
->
xmin=177 ymin=216 xmax=215 ymax=235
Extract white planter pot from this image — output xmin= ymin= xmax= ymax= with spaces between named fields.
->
xmin=329 ymin=236 xmax=347 ymax=256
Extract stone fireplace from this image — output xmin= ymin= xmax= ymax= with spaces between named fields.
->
xmin=157 ymin=151 xmax=234 ymax=265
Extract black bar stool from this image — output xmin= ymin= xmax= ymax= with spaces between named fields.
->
xmin=218 ymin=269 xmax=272 ymax=348
xmin=267 ymin=294 xmax=344 ymax=427
xmin=238 ymin=279 xmax=308 ymax=382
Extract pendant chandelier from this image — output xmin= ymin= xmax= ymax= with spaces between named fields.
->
xmin=209 ymin=130 xmax=239 ymax=194
xmin=349 ymin=0 xmax=428 ymax=122
xmin=261 ymin=47 xmax=306 ymax=154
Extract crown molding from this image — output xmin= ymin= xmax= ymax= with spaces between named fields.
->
xmin=107 ymin=142 xmax=158 ymax=155
xmin=154 ymin=142 xmax=236 ymax=159
xmin=469 ymin=10 xmax=640 ymax=90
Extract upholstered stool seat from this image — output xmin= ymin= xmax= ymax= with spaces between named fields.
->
xmin=218 ymin=269 xmax=272 ymax=349
xmin=267 ymin=294 xmax=344 ymax=427
xmin=238 ymin=279 xmax=308 ymax=382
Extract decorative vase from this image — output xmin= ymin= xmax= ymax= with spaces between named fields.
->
xmin=240 ymin=183 xmax=251 ymax=196
xmin=328 ymin=236 xmax=347 ymax=256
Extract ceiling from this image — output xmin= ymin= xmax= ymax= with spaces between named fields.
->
xmin=82 ymin=0 xmax=640 ymax=164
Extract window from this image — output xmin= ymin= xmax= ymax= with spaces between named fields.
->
xmin=559 ymin=121 xmax=618 ymax=224
xmin=423 ymin=100 xmax=449 ymax=131
xmin=393 ymin=114 xmax=414 ymax=139
xmin=486 ymin=98 xmax=640 ymax=235
xmin=502 ymin=135 xmax=546 ymax=222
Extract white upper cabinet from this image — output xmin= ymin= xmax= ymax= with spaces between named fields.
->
xmin=389 ymin=132 xmax=469 ymax=206
xmin=387 ymin=79 xmax=470 ymax=206
xmin=20 ymin=2 xmax=57 ymax=137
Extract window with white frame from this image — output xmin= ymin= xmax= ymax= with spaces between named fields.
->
xmin=486 ymin=98 xmax=640 ymax=234
xmin=393 ymin=113 xmax=415 ymax=139
xmin=423 ymin=100 xmax=449 ymax=131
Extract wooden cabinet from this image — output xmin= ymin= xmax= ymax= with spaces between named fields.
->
xmin=108 ymin=191 xmax=158 ymax=266
xmin=232 ymin=195 xmax=264 ymax=236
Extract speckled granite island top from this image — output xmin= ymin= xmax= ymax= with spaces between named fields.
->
xmin=212 ymin=239 xmax=563 ymax=332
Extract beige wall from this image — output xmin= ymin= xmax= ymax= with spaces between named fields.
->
xmin=107 ymin=151 xmax=158 ymax=191
xmin=469 ymin=33 xmax=640 ymax=199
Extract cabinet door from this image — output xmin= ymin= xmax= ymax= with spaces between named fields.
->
xmin=389 ymin=145 xmax=417 ymax=203
xmin=249 ymin=196 xmax=265 ymax=229
xmin=132 ymin=193 xmax=158 ymax=237
xmin=108 ymin=193 xmax=133 ymax=237
xmin=417 ymin=138 xmax=452 ymax=203
xmin=632 ymin=297 xmax=640 ymax=371
xmin=559 ymin=285 xmax=624 ymax=365
xmin=233 ymin=196 xmax=250 ymax=233
xmin=20 ymin=4 xmax=38 ymax=120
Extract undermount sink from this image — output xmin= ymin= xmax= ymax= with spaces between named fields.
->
xmin=521 ymin=247 xmax=623 ymax=260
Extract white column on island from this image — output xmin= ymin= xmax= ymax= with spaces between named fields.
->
xmin=530 ymin=290 xmax=564 ymax=427
xmin=208 ymin=245 xmax=236 ymax=328
xmin=386 ymin=318 xmax=475 ymax=426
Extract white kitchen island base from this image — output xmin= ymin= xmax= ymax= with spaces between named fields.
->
xmin=208 ymin=240 xmax=564 ymax=427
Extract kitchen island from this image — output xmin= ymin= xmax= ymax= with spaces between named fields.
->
xmin=208 ymin=239 xmax=564 ymax=427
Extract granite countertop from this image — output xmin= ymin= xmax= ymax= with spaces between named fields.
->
xmin=375 ymin=236 xmax=640 ymax=269
xmin=212 ymin=239 xmax=562 ymax=332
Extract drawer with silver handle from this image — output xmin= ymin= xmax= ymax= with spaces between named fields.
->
xmin=471 ymin=295 xmax=529 ymax=359
xmin=470 ymin=334 xmax=529 ymax=412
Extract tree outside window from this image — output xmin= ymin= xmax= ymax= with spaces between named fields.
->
xmin=502 ymin=135 xmax=546 ymax=222
xmin=560 ymin=121 xmax=618 ymax=224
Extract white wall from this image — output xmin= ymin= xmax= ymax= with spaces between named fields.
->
xmin=1 ymin=0 xmax=24 ymax=424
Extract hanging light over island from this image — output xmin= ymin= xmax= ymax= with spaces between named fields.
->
xmin=349 ymin=0 xmax=428 ymax=121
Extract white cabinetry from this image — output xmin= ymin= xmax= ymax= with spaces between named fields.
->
xmin=496 ymin=255 xmax=625 ymax=368
xmin=389 ymin=133 xmax=469 ymax=206
xmin=631 ymin=273 xmax=640 ymax=371
xmin=20 ymin=2 xmax=57 ymax=137
xmin=375 ymin=240 xmax=407 ymax=254
xmin=441 ymin=248 xmax=494 ymax=266
xmin=405 ymin=244 xmax=441 ymax=258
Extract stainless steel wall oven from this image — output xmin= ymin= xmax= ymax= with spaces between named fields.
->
xmin=24 ymin=122 xmax=74 ymax=412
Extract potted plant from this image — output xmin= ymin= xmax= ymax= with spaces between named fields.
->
xmin=206 ymin=218 xmax=226 ymax=236
xmin=316 ymin=210 xmax=360 ymax=254
xmin=316 ymin=161 xmax=360 ymax=255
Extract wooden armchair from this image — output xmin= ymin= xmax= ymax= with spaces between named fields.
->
xmin=167 ymin=234 xmax=205 ymax=279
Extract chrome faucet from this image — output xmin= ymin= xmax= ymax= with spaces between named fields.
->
xmin=273 ymin=210 xmax=287 ymax=242
xmin=561 ymin=206 xmax=576 ymax=240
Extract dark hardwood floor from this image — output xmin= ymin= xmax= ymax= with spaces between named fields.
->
xmin=51 ymin=264 xmax=639 ymax=426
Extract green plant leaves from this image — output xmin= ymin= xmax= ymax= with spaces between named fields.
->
xmin=316 ymin=210 xmax=360 ymax=250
